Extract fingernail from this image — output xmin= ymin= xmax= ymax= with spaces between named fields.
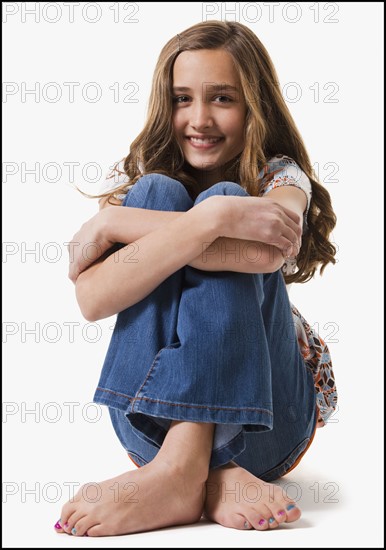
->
xmin=258 ymin=519 xmax=265 ymax=526
xmin=286 ymin=504 xmax=296 ymax=511
xmin=54 ymin=520 xmax=62 ymax=529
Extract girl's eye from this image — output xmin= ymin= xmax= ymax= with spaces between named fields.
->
xmin=173 ymin=96 xmax=190 ymax=103
xmin=214 ymin=95 xmax=233 ymax=103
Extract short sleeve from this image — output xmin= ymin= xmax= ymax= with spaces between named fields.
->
xmin=99 ymin=158 xmax=133 ymax=200
xmin=258 ymin=155 xmax=312 ymax=232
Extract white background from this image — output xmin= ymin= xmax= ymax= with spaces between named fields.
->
xmin=2 ymin=2 xmax=384 ymax=547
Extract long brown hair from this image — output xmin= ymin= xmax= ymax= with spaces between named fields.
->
xmin=95 ymin=20 xmax=337 ymax=284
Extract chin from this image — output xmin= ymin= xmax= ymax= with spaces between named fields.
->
xmin=186 ymin=156 xmax=222 ymax=169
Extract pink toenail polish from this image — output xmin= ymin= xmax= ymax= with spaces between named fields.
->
xmin=278 ymin=510 xmax=285 ymax=516
xmin=64 ymin=522 xmax=69 ymax=528
xmin=54 ymin=521 xmax=62 ymax=529
xmin=259 ymin=519 xmax=265 ymax=525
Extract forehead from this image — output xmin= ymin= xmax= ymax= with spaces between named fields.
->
xmin=173 ymin=49 xmax=240 ymax=87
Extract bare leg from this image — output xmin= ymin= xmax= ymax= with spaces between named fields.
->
xmin=55 ymin=421 xmax=214 ymax=537
xmin=204 ymin=462 xmax=301 ymax=531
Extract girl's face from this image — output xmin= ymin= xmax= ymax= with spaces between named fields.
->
xmin=172 ymin=49 xmax=247 ymax=185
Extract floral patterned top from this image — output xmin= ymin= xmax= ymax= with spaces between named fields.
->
xmin=101 ymin=155 xmax=338 ymax=428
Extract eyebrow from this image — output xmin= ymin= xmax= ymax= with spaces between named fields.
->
xmin=172 ymin=84 xmax=239 ymax=93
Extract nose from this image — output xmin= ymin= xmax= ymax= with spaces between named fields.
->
xmin=189 ymin=101 xmax=213 ymax=131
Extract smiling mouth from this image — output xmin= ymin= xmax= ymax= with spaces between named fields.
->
xmin=185 ymin=136 xmax=224 ymax=148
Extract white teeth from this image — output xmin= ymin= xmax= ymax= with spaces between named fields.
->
xmin=189 ymin=137 xmax=221 ymax=144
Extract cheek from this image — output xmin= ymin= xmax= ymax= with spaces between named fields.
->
xmin=172 ymin=111 xmax=185 ymax=133
xmin=223 ymin=112 xmax=245 ymax=140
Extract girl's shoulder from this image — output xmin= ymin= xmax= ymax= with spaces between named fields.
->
xmin=259 ymin=154 xmax=312 ymax=203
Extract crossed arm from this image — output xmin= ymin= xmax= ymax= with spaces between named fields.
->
xmin=70 ymin=187 xmax=305 ymax=321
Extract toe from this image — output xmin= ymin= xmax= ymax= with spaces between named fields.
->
xmin=247 ymin=514 xmax=270 ymax=531
xmin=53 ymin=519 xmax=65 ymax=533
xmin=209 ymin=511 xmax=250 ymax=530
xmin=65 ymin=511 xmax=86 ymax=535
xmin=71 ymin=516 xmax=95 ymax=537
xmin=268 ymin=515 xmax=279 ymax=529
xmin=270 ymin=485 xmax=301 ymax=525
xmin=284 ymin=503 xmax=301 ymax=522
xmin=234 ymin=514 xmax=253 ymax=530
xmin=268 ymin=501 xmax=301 ymax=526
xmin=60 ymin=502 xmax=77 ymax=534
xmin=274 ymin=507 xmax=287 ymax=524
xmin=245 ymin=507 xmax=271 ymax=531
xmin=85 ymin=524 xmax=105 ymax=537
xmin=269 ymin=503 xmax=289 ymax=525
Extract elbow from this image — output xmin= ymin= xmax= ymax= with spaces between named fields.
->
xmin=258 ymin=245 xmax=286 ymax=274
xmin=75 ymin=280 xmax=101 ymax=322
xmin=81 ymin=307 xmax=100 ymax=324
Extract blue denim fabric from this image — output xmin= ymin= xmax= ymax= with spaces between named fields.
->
xmin=93 ymin=174 xmax=317 ymax=472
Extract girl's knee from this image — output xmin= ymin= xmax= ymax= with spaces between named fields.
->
xmin=122 ymin=173 xmax=193 ymax=210
xmin=194 ymin=181 xmax=249 ymax=204
xmin=136 ymin=173 xmax=185 ymax=190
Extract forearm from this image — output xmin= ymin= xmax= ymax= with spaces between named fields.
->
xmin=103 ymin=206 xmax=285 ymax=273
xmin=76 ymin=199 xmax=221 ymax=321
xmin=191 ymin=236 xmax=285 ymax=273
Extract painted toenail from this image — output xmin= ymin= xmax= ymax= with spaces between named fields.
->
xmin=54 ymin=520 xmax=62 ymax=529
xmin=64 ymin=522 xmax=69 ymax=528
xmin=269 ymin=517 xmax=275 ymax=524
xmin=286 ymin=504 xmax=296 ymax=511
xmin=258 ymin=519 xmax=265 ymax=525
xmin=71 ymin=528 xmax=77 ymax=535
xmin=244 ymin=520 xmax=250 ymax=529
xmin=278 ymin=510 xmax=285 ymax=516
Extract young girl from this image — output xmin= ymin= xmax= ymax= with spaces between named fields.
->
xmin=55 ymin=20 xmax=337 ymax=537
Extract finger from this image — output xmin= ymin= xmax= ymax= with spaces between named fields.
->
xmin=272 ymin=235 xmax=298 ymax=258
xmin=278 ymin=227 xmax=301 ymax=255
xmin=278 ymin=215 xmax=302 ymax=250
xmin=280 ymin=212 xmax=303 ymax=242
xmin=280 ymin=205 xmax=302 ymax=226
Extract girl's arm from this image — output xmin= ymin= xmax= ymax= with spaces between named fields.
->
xmin=97 ymin=185 xmax=306 ymax=273
xmin=96 ymin=204 xmax=286 ymax=274
xmin=92 ymin=192 xmax=301 ymax=273
xmin=72 ymin=193 xmax=302 ymax=321
xmin=75 ymin=197 xmax=222 ymax=322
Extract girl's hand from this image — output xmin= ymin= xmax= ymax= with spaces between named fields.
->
xmin=213 ymin=195 xmax=303 ymax=258
xmin=67 ymin=209 xmax=114 ymax=283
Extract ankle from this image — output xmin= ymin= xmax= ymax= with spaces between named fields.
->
xmin=156 ymin=421 xmax=213 ymax=478
xmin=155 ymin=446 xmax=210 ymax=484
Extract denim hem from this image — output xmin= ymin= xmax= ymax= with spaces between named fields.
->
xmin=94 ymin=387 xmax=274 ymax=428
xmin=94 ymin=388 xmax=134 ymax=410
xmin=209 ymin=429 xmax=247 ymax=469
xmin=125 ymin=430 xmax=247 ymax=470
xmin=127 ymin=412 xmax=250 ymax=469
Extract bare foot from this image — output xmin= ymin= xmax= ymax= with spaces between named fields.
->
xmin=204 ymin=462 xmax=301 ymax=530
xmin=53 ymin=456 xmax=205 ymax=536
